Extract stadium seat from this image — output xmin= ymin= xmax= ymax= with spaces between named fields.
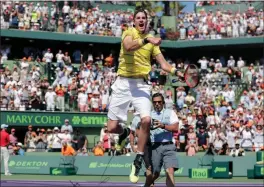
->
xmin=59 ymin=156 xmax=76 ymax=168
xmin=198 ymin=155 xmax=214 ymax=168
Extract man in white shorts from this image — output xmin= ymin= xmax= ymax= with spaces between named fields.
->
xmin=106 ymin=8 xmax=182 ymax=183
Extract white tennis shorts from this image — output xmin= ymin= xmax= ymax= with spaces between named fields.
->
xmin=108 ymin=76 xmax=152 ymax=122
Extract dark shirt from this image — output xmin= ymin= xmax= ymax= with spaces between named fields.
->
xmin=196 ymin=118 xmax=207 ymax=129
xmin=197 ymin=132 xmax=208 ymax=146
xmin=178 ymin=132 xmax=187 ymax=144
xmin=73 ymin=134 xmax=87 ymax=150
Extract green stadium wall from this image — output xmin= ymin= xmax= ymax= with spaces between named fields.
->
xmin=1 ymin=29 xmax=263 ymax=48
xmin=1 ymin=153 xmax=263 ymax=177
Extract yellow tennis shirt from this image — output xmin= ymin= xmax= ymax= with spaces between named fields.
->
xmin=117 ymin=27 xmax=161 ymax=78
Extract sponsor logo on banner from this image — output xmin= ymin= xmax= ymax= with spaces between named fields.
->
xmin=160 ymin=167 xmax=184 ymax=175
xmin=1 ymin=111 xmax=107 ymax=127
xmin=89 ymin=162 xmax=131 ymax=168
xmin=191 ymin=168 xmax=208 ymax=178
xmin=261 ymin=167 xmax=264 ymax=175
xmin=8 ymin=160 xmax=48 ymax=170
xmin=214 ymin=167 xmax=227 ymax=173
xmin=52 ymin=168 xmax=62 ymax=175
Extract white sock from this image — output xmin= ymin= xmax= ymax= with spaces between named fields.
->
xmin=137 ymin=151 xmax=144 ymax=155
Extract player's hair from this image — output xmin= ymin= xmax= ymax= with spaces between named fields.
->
xmin=133 ymin=8 xmax=148 ymax=20
xmin=152 ymin=93 xmax=165 ymax=104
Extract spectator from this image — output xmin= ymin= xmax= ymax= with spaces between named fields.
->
xmin=61 ymin=141 xmax=76 ymax=156
xmin=51 ymin=127 xmax=62 ymax=152
xmin=78 ymin=88 xmax=88 ymax=112
xmin=197 ymin=126 xmax=209 ymax=151
xmin=35 ymin=129 xmax=47 ymax=152
xmin=55 ymin=84 xmax=66 ymax=112
xmin=62 ymin=2 xmax=70 ymax=18
xmin=196 ymin=112 xmax=207 ymax=130
xmin=185 ymin=139 xmax=198 ymax=156
xmin=72 ymin=129 xmax=88 ymax=152
xmin=61 ymin=119 xmax=73 ymax=134
xmin=0 ymin=124 xmax=12 ymax=176
xmin=229 ymin=141 xmax=245 ymax=157
xmin=177 ymin=127 xmax=187 ymax=152
xmin=102 ymin=129 xmax=112 ymax=152
xmin=218 ymin=143 xmax=230 ymax=155
xmin=8 ymin=128 xmax=17 ymax=151
xmin=237 ymin=57 xmax=245 ymax=69
xmin=90 ymin=91 xmax=100 ymax=112
xmin=165 ymin=95 xmax=174 ymax=109
xmin=240 ymin=123 xmax=254 ymax=151
xmin=43 ymin=48 xmax=53 ymax=67
xmin=213 ymin=127 xmax=226 ymax=153
xmin=185 ymin=92 xmax=195 ymax=106
xmin=93 ymin=141 xmax=105 ymax=156
xmin=176 ymin=87 xmax=186 ymax=109
xmin=61 ymin=128 xmax=72 ymax=146
xmin=45 ymin=86 xmax=56 ymax=111
xmin=160 ymin=24 xmax=166 ymax=39
xmin=16 ymin=142 xmax=25 ymax=156
xmin=101 ymin=89 xmax=109 ymax=112
xmin=46 ymin=129 xmax=53 ymax=152
xmin=227 ymin=56 xmax=235 ymax=68
xmin=24 ymin=125 xmax=37 ymax=152
xmin=198 ymin=56 xmax=208 ymax=74
xmin=254 ymin=124 xmax=264 ymax=152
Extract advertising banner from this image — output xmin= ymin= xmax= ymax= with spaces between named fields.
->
xmin=0 ymin=111 xmax=107 ymax=127
xmin=1 ymin=155 xmax=257 ymax=176
xmin=1 ymin=156 xmax=60 ymax=174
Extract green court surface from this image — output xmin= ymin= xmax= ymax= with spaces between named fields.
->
xmin=1 ymin=174 xmax=263 ymax=183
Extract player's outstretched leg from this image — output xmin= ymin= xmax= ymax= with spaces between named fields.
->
xmin=129 ymin=116 xmax=151 ymax=183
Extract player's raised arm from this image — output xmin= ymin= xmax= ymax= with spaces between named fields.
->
xmin=123 ymin=35 xmax=144 ymax=52
xmin=155 ymin=53 xmax=183 ymax=77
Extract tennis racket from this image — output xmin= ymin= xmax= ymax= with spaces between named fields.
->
xmin=172 ymin=64 xmax=200 ymax=88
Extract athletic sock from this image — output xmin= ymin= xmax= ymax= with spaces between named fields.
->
xmin=136 ymin=151 xmax=144 ymax=155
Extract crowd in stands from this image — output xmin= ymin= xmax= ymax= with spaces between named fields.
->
xmin=3 ymin=49 xmax=263 ymax=157
xmin=1 ymin=1 xmax=263 ymax=41
xmin=0 ymin=2 xmax=263 ymax=157
xmin=196 ymin=1 xmax=253 ymax=7
xmin=8 ymin=120 xmax=90 ymax=156
xmin=0 ymin=1 xmax=134 ymax=37
xmin=178 ymin=5 xmax=263 ymax=40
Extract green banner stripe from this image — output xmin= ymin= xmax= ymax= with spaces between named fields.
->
xmin=0 ymin=111 xmax=107 ymax=127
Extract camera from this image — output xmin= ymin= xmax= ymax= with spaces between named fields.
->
xmin=150 ymin=119 xmax=159 ymax=130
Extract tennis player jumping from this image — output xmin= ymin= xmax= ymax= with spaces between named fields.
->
xmin=106 ymin=9 xmax=182 ymax=183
